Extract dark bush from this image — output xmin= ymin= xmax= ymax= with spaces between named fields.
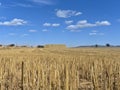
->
xmin=95 ymin=44 xmax=98 ymax=47
xmin=37 ymin=45 xmax=44 ymax=48
xmin=106 ymin=43 xmax=110 ymax=47
xmin=8 ymin=44 xmax=15 ymax=47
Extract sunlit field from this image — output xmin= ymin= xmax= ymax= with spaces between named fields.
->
xmin=0 ymin=47 xmax=120 ymax=90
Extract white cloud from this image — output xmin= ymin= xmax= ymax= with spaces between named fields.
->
xmin=89 ymin=30 xmax=104 ymax=36
xmin=56 ymin=9 xmax=82 ymax=18
xmin=31 ymin=0 xmax=54 ymax=5
xmin=0 ymin=18 xmax=27 ymax=26
xmin=77 ymin=20 xmax=88 ymax=24
xmin=0 ymin=2 xmax=2 ymax=6
xmin=52 ymin=23 xmax=60 ymax=27
xmin=67 ymin=25 xmax=78 ymax=30
xmin=43 ymin=23 xmax=60 ymax=27
xmin=12 ymin=3 xmax=33 ymax=8
xmin=65 ymin=20 xmax=73 ymax=24
xmin=89 ymin=32 xmax=97 ymax=36
xmin=67 ymin=20 xmax=111 ymax=30
xmin=1 ymin=2 xmax=33 ymax=8
xmin=43 ymin=23 xmax=51 ymax=26
xmin=1 ymin=0 xmax=55 ymax=8
xmin=29 ymin=29 xmax=37 ymax=32
xmin=22 ymin=34 xmax=29 ymax=37
xmin=42 ymin=29 xmax=49 ymax=32
xmin=70 ymin=30 xmax=81 ymax=32
xmin=96 ymin=21 xmax=111 ymax=26
xmin=92 ymin=30 xmax=98 ymax=33
xmin=75 ymin=12 xmax=82 ymax=16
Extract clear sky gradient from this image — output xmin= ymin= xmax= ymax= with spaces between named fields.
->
xmin=0 ymin=0 xmax=120 ymax=46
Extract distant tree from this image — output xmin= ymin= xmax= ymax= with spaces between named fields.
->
xmin=21 ymin=45 xmax=28 ymax=47
xmin=8 ymin=44 xmax=15 ymax=47
xmin=106 ymin=43 xmax=110 ymax=47
xmin=0 ymin=44 xmax=2 ymax=47
xmin=95 ymin=44 xmax=98 ymax=47
xmin=37 ymin=45 xmax=44 ymax=48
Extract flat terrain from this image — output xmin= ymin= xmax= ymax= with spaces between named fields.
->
xmin=0 ymin=47 xmax=120 ymax=90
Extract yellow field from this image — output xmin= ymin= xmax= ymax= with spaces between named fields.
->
xmin=0 ymin=47 xmax=120 ymax=90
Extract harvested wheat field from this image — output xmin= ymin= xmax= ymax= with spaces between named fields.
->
xmin=0 ymin=47 xmax=120 ymax=90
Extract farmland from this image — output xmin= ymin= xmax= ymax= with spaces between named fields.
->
xmin=0 ymin=47 xmax=120 ymax=90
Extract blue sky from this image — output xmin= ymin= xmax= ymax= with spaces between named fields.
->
xmin=0 ymin=0 xmax=120 ymax=46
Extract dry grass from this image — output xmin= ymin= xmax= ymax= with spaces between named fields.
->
xmin=0 ymin=47 xmax=120 ymax=90
xmin=45 ymin=44 xmax=66 ymax=48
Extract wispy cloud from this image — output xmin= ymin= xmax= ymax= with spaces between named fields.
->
xmin=117 ymin=19 xmax=120 ymax=22
xmin=0 ymin=2 xmax=7 ymax=8
xmin=70 ymin=30 xmax=81 ymax=32
xmin=42 ymin=29 xmax=49 ymax=32
xmin=89 ymin=30 xmax=104 ymax=36
xmin=89 ymin=32 xmax=97 ymax=36
xmin=0 ymin=18 xmax=27 ymax=26
xmin=96 ymin=21 xmax=111 ymax=26
xmin=52 ymin=23 xmax=60 ymax=27
xmin=0 ymin=0 xmax=54 ymax=8
xmin=56 ymin=9 xmax=82 ymax=18
xmin=8 ymin=33 xmax=16 ymax=36
xmin=0 ymin=2 xmax=2 ymax=6
xmin=21 ymin=34 xmax=29 ymax=37
xmin=65 ymin=20 xmax=73 ymax=24
xmin=66 ymin=20 xmax=111 ymax=30
xmin=43 ymin=23 xmax=51 ymax=26
xmin=0 ymin=16 xmax=6 ymax=20
xmin=1 ymin=0 xmax=56 ymax=8
xmin=0 ymin=2 xmax=32 ymax=8
xmin=43 ymin=23 xmax=60 ymax=27
xmin=99 ymin=33 xmax=105 ymax=35
xmin=10 ymin=3 xmax=33 ymax=8
xmin=29 ymin=29 xmax=37 ymax=32
xmin=30 ymin=0 xmax=55 ymax=5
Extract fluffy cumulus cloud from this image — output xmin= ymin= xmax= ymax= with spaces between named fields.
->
xmin=56 ymin=9 xmax=82 ymax=18
xmin=96 ymin=21 xmax=111 ymax=26
xmin=67 ymin=20 xmax=111 ymax=30
xmin=65 ymin=20 xmax=73 ymax=24
xmin=0 ymin=18 xmax=27 ymax=26
xmin=43 ymin=23 xmax=60 ymax=27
